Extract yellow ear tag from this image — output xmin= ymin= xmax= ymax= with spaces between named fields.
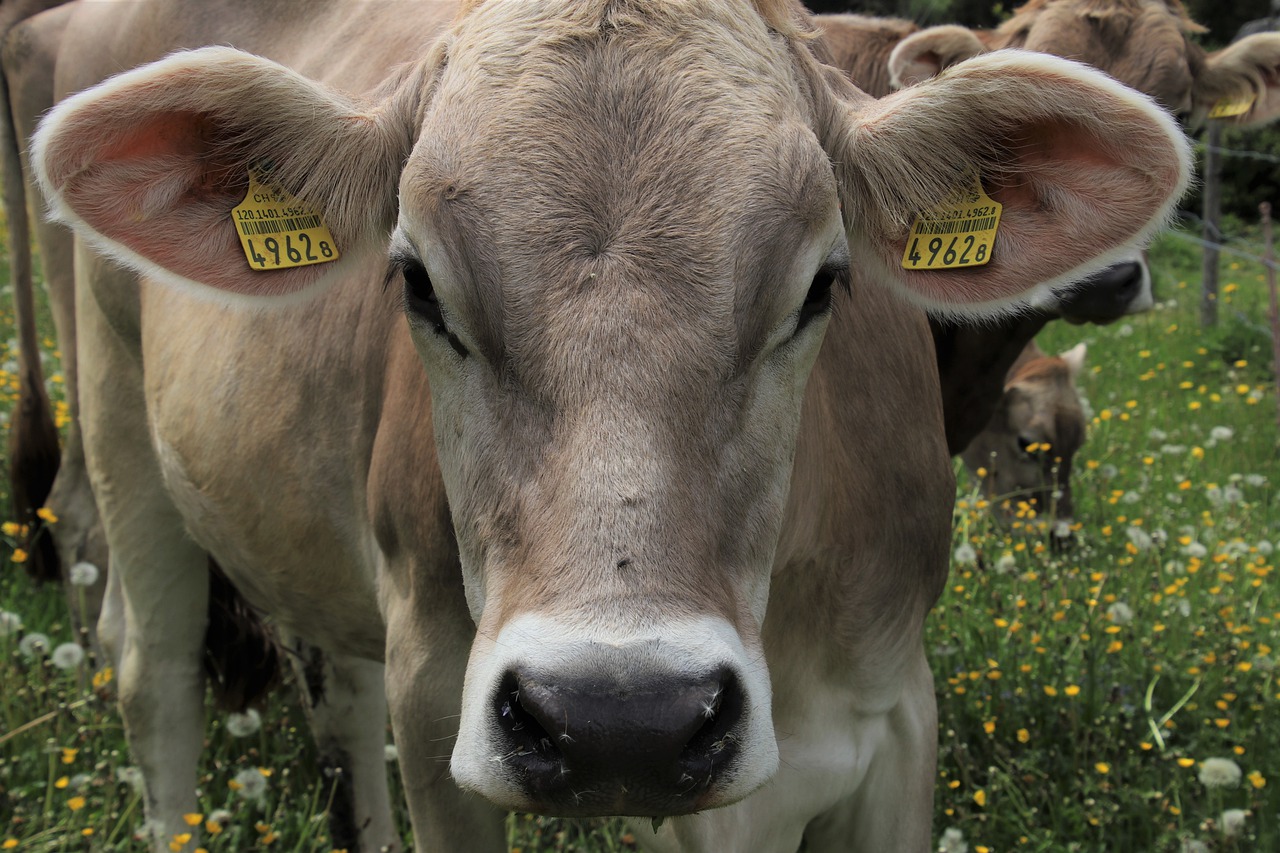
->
xmin=1208 ymin=93 xmax=1256 ymax=119
xmin=232 ymin=169 xmax=340 ymax=270
xmin=902 ymin=175 xmax=1002 ymax=271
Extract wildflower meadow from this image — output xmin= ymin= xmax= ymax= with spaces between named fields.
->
xmin=0 ymin=217 xmax=1276 ymax=852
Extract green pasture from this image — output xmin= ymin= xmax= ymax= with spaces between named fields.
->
xmin=0 ymin=223 xmax=1276 ymax=851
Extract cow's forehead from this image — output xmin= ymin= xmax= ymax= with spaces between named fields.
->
xmin=398 ymin=0 xmax=840 ymax=390
xmin=1003 ymin=0 xmax=1200 ymax=111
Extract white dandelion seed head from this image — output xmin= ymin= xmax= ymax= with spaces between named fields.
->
xmin=994 ymin=553 xmax=1018 ymax=575
xmin=953 ymin=543 xmax=977 ymax=566
xmin=385 ymin=743 xmax=399 ymax=763
xmin=1222 ymin=485 xmax=1243 ymax=505
xmin=0 ymin=610 xmax=22 ymax=637
xmin=1126 ymin=527 xmax=1153 ymax=551
xmin=1257 ymin=540 xmax=1274 ymax=556
xmin=1117 ymin=323 xmax=1133 ymax=337
xmin=1122 ymin=490 xmax=1142 ymax=505
xmin=938 ymin=827 xmax=968 ymax=853
xmin=68 ymin=562 xmax=100 ymax=587
xmin=1183 ymin=541 xmax=1208 ymax=559
xmin=69 ymin=773 xmax=91 ymax=789
xmin=1220 ymin=808 xmax=1248 ymax=837
xmin=1100 ymin=464 xmax=1119 ymax=480
xmin=1179 ymin=840 xmax=1209 ymax=853
xmin=115 ymin=765 xmax=144 ymax=793
xmin=224 ymin=709 xmax=261 ymax=738
xmin=1198 ymin=757 xmax=1242 ymax=789
xmin=1107 ymin=602 xmax=1135 ymax=626
xmin=1244 ymin=473 xmax=1267 ymax=488
xmin=1209 ymin=426 xmax=1234 ymax=442
xmin=1206 ymin=486 xmax=1225 ymax=507
xmin=233 ymin=767 xmax=269 ymax=803
xmin=19 ymin=632 xmax=50 ymax=659
xmin=1151 ymin=529 xmax=1169 ymax=548
xmin=1222 ymin=540 xmax=1250 ymax=559
xmin=51 ymin=642 xmax=85 ymax=671
xmin=1161 ymin=444 xmax=1187 ymax=456
xmin=1148 ymin=428 xmax=1169 ymax=442
xmin=207 ymin=809 xmax=233 ymax=826
xmin=1176 ymin=598 xmax=1192 ymax=618
xmin=1253 ymin=655 xmax=1275 ymax=673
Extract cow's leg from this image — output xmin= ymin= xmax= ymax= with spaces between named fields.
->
xmin=383 ymin=595 xmax=507 ymax=851
xmin=281 ymin=633 xmax=402 ymax=853
xmin=76 ymin=249 xmax=208 ymax=850
xmin=802 ymin=651 xmax=937 ymax=853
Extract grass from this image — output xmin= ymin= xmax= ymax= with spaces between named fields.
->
xmin=0 ymin=224 xmax=1276 ymax=852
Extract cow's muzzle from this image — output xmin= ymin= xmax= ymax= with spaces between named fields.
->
xmin=491 ymin=665 xmax=744 ymax=816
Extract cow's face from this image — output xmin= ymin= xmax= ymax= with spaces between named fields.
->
xmin=1000 ymin=0 xmax=1204 ymax=115
xmin=395 ymin=1 xmax=843 ymax=816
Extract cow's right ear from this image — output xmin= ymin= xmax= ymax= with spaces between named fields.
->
xmin=887 ymin=25 xmax=987 ymax=88
xmin=33 ymin=47 xmax=417 ymax=301
xmin=1059 ymin=342 xmax=1087 ymax=379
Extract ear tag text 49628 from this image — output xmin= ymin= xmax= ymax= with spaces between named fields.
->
xmin=232 ymin=169 xmax=340 ymax=270
xmin=902 ymin=175 xmax=1002 ymax=271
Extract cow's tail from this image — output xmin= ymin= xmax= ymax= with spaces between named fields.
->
xmin=204 ymin=559 xmax=283 ymax=712
xmin=1 ymin=33 xmax=60 ymax=583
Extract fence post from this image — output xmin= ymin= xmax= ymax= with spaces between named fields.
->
xmin=1200 ymin=124 xmax=1223 ymax=327
xmin=1262 ymin=202 xmax=1280 ymax=436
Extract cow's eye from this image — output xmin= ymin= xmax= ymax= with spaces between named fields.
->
xmin=795 ymin=257 xmax=848 ymax=334
xmin=396 ymin=256 xmax=468 ymax=358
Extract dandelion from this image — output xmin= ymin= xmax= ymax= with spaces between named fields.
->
xmin=1126 ymin=527 xmax=1153 ymax=552
xmin=67 ymin=796 xmax=86 ymax=811
xmin=1017 ymin=728 xmax=1030 ymax=743
xmin=0 ymin=610 xmax=21 ymax=637
xmin=1245 ymin=474 xmax=1268 ymax=488
xmin=1095 ymin=762 xmax=1110 ymax=774
xmin=69 ymin=562 xmax=100 ymax=587
xmin=384 ymin=743 xmax=399 ymax=763
xmin=232 ymin=767 xmax=269 ymax=804
xmin=1183 ymin=541 xmax=1208 ymax=559
xmin=1180 ymin=840 xmax=1209 ymax=853
xmin=225 ymin=709 xmax=261 ymax=738
xmin=1258 ymin=540 xmax=1274 ymax=556
xmin=1198 ymin=757 xmax=1242 ymax=788
xmin=51 ymin=642 xmax=85 ymax=671
xmin=973 ymin=789 xmax=987 ymax=807
xmin=18 ymin=632 xmax=50 ymax=659
xmin=1117 ymin=323 xmax=1133 ymax=337
xmin=11 ymin=548 xmax=27 ymax=563
xmin=36 ymin=507 xmax=57 ymax=524
xmin=938 ymin=827 xmax=968 ymax=853
xmin=953 ymin=543 xmax=977 ymax=565
xmin=116 ymin=765 xmax=144 ymax=793
xmin=1209 ymin=426 xmax=1234 ymax=443
xmin=1220 ymin=809 xmax=1247 ymax=837
xmin=994 ymin=553 xmax=1017 ymax=575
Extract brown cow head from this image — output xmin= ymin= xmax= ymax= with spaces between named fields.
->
xmin=34 ymin=0 xmax=1189 ymax=821
xmin=962 ymin=342 xmax=1088 ymax=535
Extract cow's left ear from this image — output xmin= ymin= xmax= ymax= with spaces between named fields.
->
xmin=818 ymin=50 xmax=1192 ymax=317
xmin=1192 ymin=33 xmax=1280 ymax=127
xmin=34 ymin=47 xmax=420 ymax=301
xmin=887 ymin=25 xmax=988 ymax=88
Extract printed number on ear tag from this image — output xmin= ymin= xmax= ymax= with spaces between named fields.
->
xmin=232 ymin=169 xmax=341 ymax=270
xmin=902 ymin=175 xmax=1002 ymax=271
xmin=1208 ymin=94 xmax=1256 ymax=119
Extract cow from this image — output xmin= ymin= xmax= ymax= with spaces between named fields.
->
xmin=962 ymin=341 xmax=1089 ymax=535
xmin=816 ymin=1 xmax=1280 ymax=461
xmin=23 ymin=0 xmax=1190 ymax=850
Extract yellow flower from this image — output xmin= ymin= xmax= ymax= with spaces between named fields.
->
xmin=61 ymin=748 xmax=78 ymax=765
xmin=205 ymin=820 xmax=223 ymax=835
xmin=183 ymin=814 xmax=203 ymax=827
xmin=1191 ymin=447 xmax=1205 ymax=460
xmin=1177 ymin=758 xmax=1196 ymax=768
xmin=2 ymin=840 xmax=17 ymax=850
xmin=92 ymin=667 xmax=113 ymax=689
xmin=1096 ymin=762 xmax=1110 ymax=774
xmin=35 ymin=507 xmax=57 ymax=524
xmin=1 ymin=522 xmax=20 ymax=536
xmin=1065 ymin=685 xmax=1081 ymax=697
xmin=1017 ymin=728 xmax=1030 ymax=743
xmin=1189 ymin=401 xmax=1202 ymax=411
xmin=983 ymin=720 xmax=996 ymax=735
xmin=1249 ymin=770 xmax=1266 ymax=789
xmin=973 ymin=789 xmax=987 ymax=807
xmin=1215 ymin=718 xmax=1230 ymax=729
xmin=1044 ymin=686 xmax=1058 ymax=697
xmin=81 ymin=829 xmax=94 ymax=837
xmin=1236 ymin=384 xmax=1250 ymax=395
xmin=11 ymin=548 xmax=28 ymax=564
xmin=67 ymin=796 xmax=86 ymax=811
xmin=54 ymin=776 xmax=69 ymax=789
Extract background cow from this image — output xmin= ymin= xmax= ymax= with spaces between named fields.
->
xmin=17 ymin=0 xmax=1188 ymax=850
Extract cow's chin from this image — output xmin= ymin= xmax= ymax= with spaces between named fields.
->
xmin=449 ymin=613 xmax=778 ymax=817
